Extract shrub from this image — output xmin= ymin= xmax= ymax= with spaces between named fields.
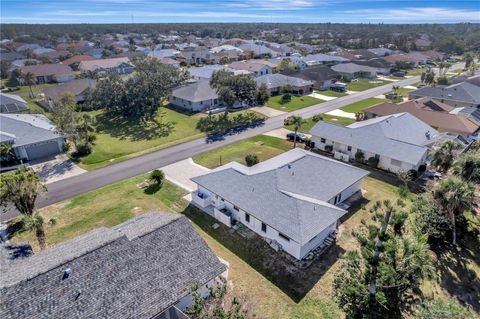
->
xmin=408 ymin=169 xmax=418 ymax=180
xmin=312 ymin=114 xmax=323 ymax=122
xmin=418 ymin=164 xmax=427 ymax=173
xmin=367 ymin=156 xmax=379 ymax=168
xmin=74 ymin=143 xmax=92 ymax=156
xmin=280 ymin=93 xmax=291 ymax=104
xmin=150 ymin=169 xmax=165 ymax=186
xmin=355 ymin=150 xmax=365 ymax=163
xmin=62 ymin=141 xmax=71 ymax=153
xmin=398 ymin=185 xmax=409 ymax=198
xmin=245 ymin=154 xmax=259 ymax=167
xmin=324 ymin=145 xmax=333 ymax=153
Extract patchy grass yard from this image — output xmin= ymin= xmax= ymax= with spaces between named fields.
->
xmin=406 ymin=68 xmax=427 ymax=76
xmin=193 ymin=135 xmax=293 ymax=169
xmin=3 ymin=83 xmax=55 ymax=95
xmin=266 ymin=95 xmax=323 ymax=111
xmin=340 ymin=98 xmax=384 ymax=113
xmin=346 ymin=79 xmax=390 ymax=91
xmin=314 ymin=90 xmax=347 ymax=97
xmin=285 ymin=115 xmax=355 ymax=133
xmin=77 ymin=106 xmax=206 ymax=170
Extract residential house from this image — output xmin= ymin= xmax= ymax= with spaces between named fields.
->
xmin=0 ymin=93 xmax=28 ymax=113
xmin=336 ymin=49 xmax=377 ymax=60
xmin=365 ymin=97 xmax=479 ymax=138
xmin=78 ymin=57 xmax=134 ymax=75
xmin=212 ymin=49 xmax=244 ymax=64
xmin=282 ymin=66 xmax=339 ymax=90
xmin=255 ymin=73 xmax=314 ymax=95
xmin=409 ymin=82 xmax=480 ymax=108
xmin=0 ymin=212 xmax=227 ymax=319
xmin=351 ymin=58 xmax=392 ymax=75
xmin=310 ymin=113 xmax=438 ymax=173
xmin=331 ymin=63 xmax=377 ymax=80
xmin=210 ymin=45 xmax=243 ymax=54
xmin=41 ymin=79 xmax=96 ymax=110
xmin=381 ymin=53 xmax=423 ymax=68
xmin=188 ymin=65 xmax=235 ymax=80
xmin=0 ymin=114 xmax=65 ymax=161
xmin=191 ymin=148 xmax=369 ymax=260
xmin=170 ymin=79 xmax=219 ymax=112
xmin=238 ymin=43 xmax=278 ymax=58
xmin=35 ymin=50 xmax=70 ymax=62
xmin=148 ymin=48 xmax=180 ymax=59
xmin=19 ymin=63 xmax=75 ymax=84
xmin=61 ymin=54 xmax=96 ymax=70
xmin=0 ymin=51 xmax=24 ymax=62
xmin=302 ymin=54 xmax=349 ymax=67
xmin=176 ymin=48 xmax=213 ymax=65
xmin=368 ymin=48 xmax=398 ymax=57
xmin=154 ymin=57 xmax=181 ymax=68
xmin=228 ymin=61 xmax=272 ymax=77
xmin=270 ymin=56 xmax=308 ymax=69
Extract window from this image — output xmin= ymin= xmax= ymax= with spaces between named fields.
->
xmin=347 ymin=146 xmax=352 ymax=151
xmin=233 ymin=206 xmax=239 ymax=211
xmin=245 ymin=213 xmax=250 ymax=223
xmin=261 ymin=223 xmax=267 ymax=233
xmin=278 ymin=232 xmax=290 ymax=242
xmin=375 ymin=154 xmax=380 ymax=160
xmin=320 ymin=138 xmax=326 ymax=143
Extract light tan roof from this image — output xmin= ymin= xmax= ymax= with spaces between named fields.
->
xmin=78 ymin=57 xmax=132 ymax=72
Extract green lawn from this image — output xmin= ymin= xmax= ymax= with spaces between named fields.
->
xmin=3 ymin=83 xmax=55 ymax=95
xmin=406 ymin=68 xmax=427 ymax=76
xmin=340 ymin=98 xmax=384 ymax=113
xmin=285 ymin=114 xmax=355 ymax=133
xmin=314 ymin=90 xmax=347 ymax=97
xmin=193 ymin=135 xmax=293 ymax=169
xmin=346 ymin=79 xmax=390 ymax=91
xmin=78 ymin=107 xmax=206 ymax=170
xmin=396 ymin=87 xmax=414 ymax=98
xmin=266 ymin=95 xmax=323 ymax=111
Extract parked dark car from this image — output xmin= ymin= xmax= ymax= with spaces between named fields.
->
xmin=287 ymin=132 xmax=306 ymax=142
xmin=392 ymin=71 xmax=405 ymax=77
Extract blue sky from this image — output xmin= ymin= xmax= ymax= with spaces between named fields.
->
xmin=1 ymin=0 xmax=479 ymax=24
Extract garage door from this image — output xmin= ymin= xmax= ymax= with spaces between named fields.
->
xmin=25 ymin=141 xmax=60 ymax=160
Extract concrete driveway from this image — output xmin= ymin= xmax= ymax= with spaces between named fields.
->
xmin=30 ymin=154 xmax=86 ymax=184
xmin=160 ymin=158 xmax=210 ymax=192
xmin=263 ymin=127 xmax=311 ymax=139
xmin=251 ymin=106 xmax=286 ymax=117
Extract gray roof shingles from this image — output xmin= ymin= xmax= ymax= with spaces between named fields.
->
xmin=192 ymin=149 xmax=368 ymax=244
xmin=171 ymin=79 xmax=218 ymax=102
xmin=410 ymin=82 xmax=480 ymax=105
xmin=0 ymin=114 xmax=63 ymax=147
xmin=0 ymin=212 xmax=226 ymax=319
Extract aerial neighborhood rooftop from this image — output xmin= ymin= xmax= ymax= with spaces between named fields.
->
xmin=0 ymin=15 xmax=479 ymax=319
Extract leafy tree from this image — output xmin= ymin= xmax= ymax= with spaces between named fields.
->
xmin=453 ymin=153 xmax=480 ymax=183
xmin=0 ymin=166 xmax=47 ymax=216
xmin=355 ymin=150 xmax=365 ymax=163
xmin=436 ymin=75 xmax=449 ymax=85
xmin=245 ymin=154 xmax=259 ymax=167
xmin=0 ymin=60 xmax=11 ymax=79
xmin=210 ymin=71 xmax=258 ymax=110
xmin=85 ymin=74 xmax=125 ymax=112
xmin=430 ymin=141 xmax=461 ymax=172
xmin=256 ymin=83 xmax=270 ymax=105
xmin=464 ymin=52 xmax=474 ymax=69
xmin=22 ymin=213 xmax=47 ymax=250
xmin=434 ymin=177 xmax=476 ymax=245
xmin=219 ymin=56 xmax=230 ymax=65
xmin=289 ymin=115 xmax=303 ymax=149
xmin=422 ymin=69 xmax=435 ymax=86
xmin=0 ymin=142 xmax=16 ymax=163
xmin=281 ymin=83 xmax=292 ymax=94
xmin=149 ymin=169 xmax=165 ymax=187
xmin=7 ymin=68 xmax=21 ymax=87
xmin=413 ymin=194 xmax=452 ymax=241
xmin=74 ymin=113 xmax=96 ymax=156
xmin=54 ymin=93 xmax=78 ymax=141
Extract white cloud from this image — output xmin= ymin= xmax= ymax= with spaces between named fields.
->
xmin=342 ymin=7 xmax=480 ymax=21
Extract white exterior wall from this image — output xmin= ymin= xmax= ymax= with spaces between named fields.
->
xmin=299 ymin=222 xmax=336 ymax=259
xmin=54 ymin=74 xmax=75 ymax=83
xmin=311 ymin=136 xmax=423 ymax=173
xmin=170 ymin=96 xmax=218 ymax=112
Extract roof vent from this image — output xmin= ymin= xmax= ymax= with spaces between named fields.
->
xmin=63 ymin=268 xmax=72 ymax=280
xmin=287 ymin=164 xmax=292 ymax=169
xmin=425 ymin=131 xmax=431 ymax=140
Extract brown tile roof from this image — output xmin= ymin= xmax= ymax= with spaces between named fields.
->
xmin=365 ymin=98 xmax=479 ymax=135
xmin=78 ymin=57 xmax=132 ymax=72
xmin=19 ymin=63 xmax=74 ymax=76
xmin=61 ymin=55 xmax=96 ymax=65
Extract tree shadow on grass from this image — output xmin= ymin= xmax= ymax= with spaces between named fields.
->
xmin=143 ymin=183 xmax=162 ymax=195
xmin=181 ymin=203 xmax=346 ymax=302
xmin=433 ymin=233 xmax=480 ymax=312
xmin=95 ymin=111 xmax=175 ymax=142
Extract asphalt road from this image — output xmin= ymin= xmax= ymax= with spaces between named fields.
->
xmin=0 ymin=65 xmax=461 ymax=221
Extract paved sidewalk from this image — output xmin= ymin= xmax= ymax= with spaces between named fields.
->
xmin=308 ymin=92 xmax=337 ymax=101
xmin=251 ymin=106 xmax=286 ymax=117
xmin=160 ymin=158 xmax=210 ymax=192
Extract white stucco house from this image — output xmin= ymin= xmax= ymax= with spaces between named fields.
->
xmin=191 ymin=149 xmax=369 ymax=260
xmin=310 ymin=113 xmax=438 ymax=173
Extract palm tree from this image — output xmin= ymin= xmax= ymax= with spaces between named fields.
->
xmin=0 ymin=142 xmax=16 ymax=162
xmin=430 ymin=141 xmax=461 ymax=172
xmin=20 ymin=71 xmax=36 ymax=98
xmin=22 ymin=212 xmax=47 ymax=250
xmin=290 ymin=115 xmax=304 ymax=149
xmin=434 ymin=177 xmax=476 ymax=245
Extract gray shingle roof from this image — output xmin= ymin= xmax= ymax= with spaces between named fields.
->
xmin=410 ymin=82 xmax=480 ymax=105
xmin=302 ymin=54 xmax=349 ymax=66
xmin=171 ymin=79 xmax=218 ymax=102
xmin=0 ymin=93 xmax=28 ymax=113
xmin=310 ymin=113 xmax=436 ymax=164
xmin=42 ymin=79 xmax=96 ymax=102
xmin=0 ymin=212 xmax=226 ymax=319
xmin=255 ymin=73 xmax=313 ymax=90
xmin=331 ymin=62 xmax=377 ymax=74
xmin=192 ymin=149 xmax=368 ymax=244
xmin=0 ymin=114 xmax=63 ymax=147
